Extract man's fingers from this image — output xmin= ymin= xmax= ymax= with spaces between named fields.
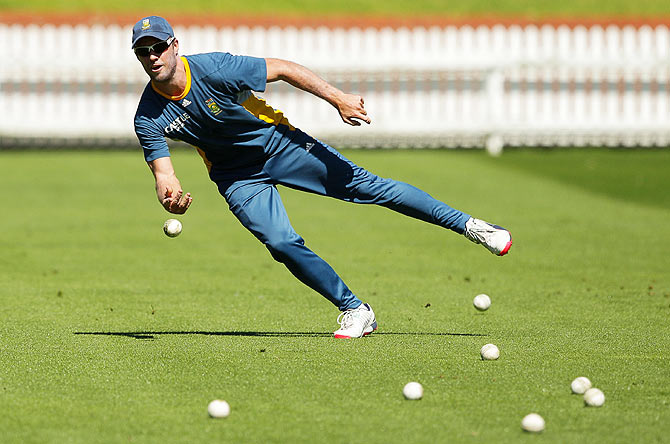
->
xmin=168 ymin=198 xmax=182 ymax=214
xmin=347 ymin=114 xmax=370 ymax=125
xmin=159 ymin=186 xmax=191 ymax=214
xmin=178 ymin=192 xmax=191 ymax=207
xmin=166 ymin=192 xmax=192 ymax=214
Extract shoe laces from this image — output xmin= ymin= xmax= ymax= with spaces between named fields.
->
xmin=337 ymin=309 xmax=358 ymax=329
xmin=465 ymin=219 xmax=493 ymax=244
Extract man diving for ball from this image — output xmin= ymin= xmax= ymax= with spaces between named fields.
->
xmin=132 ymin=16 xmax=513 ymax=338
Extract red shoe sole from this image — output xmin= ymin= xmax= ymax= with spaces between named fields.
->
xmin=499 ymin=239 xmax=512 ymax=256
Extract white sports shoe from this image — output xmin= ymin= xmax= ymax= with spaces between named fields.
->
xmin=464 ymin=217 xmax=513 ymax=256
xmin=333 ymin=303 xmax=377 ymax=338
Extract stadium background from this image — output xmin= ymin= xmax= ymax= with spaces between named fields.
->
xmin=4 ymin=3 xmax=670 ymax=151
xmin=1 ymin=2 xmax=669 ymax=444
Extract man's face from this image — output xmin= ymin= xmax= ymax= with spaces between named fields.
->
xmin=134 ymin=36 xmax=179 ymax=83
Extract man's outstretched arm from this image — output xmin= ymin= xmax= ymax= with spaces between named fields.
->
xmin=148 ymin=156 xmax=192 ymax=214
xmin=265 ymin=58 xmax=371 ymax=126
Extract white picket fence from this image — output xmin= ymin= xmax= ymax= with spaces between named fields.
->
xmin=2 ymin=23 xmax=670 ymax=150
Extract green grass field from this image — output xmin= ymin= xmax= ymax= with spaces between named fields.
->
xmin=2 ymin=148 xmax=669 ymax=443
xmin=3 ymin=0 xmax=670 ymax=17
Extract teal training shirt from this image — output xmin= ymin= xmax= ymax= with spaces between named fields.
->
xmin=134 ymin=52 xmax=298 ymax=171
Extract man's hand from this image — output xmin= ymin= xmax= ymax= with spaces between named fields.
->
xmin=148 ymin=157 xmax=192 ymax=214
xmin=266 ymin=58 xmax=372 ymax=127
xmin=335 ymin=93 xmax=371 ymax=126
xmin=161 ymin=186 xmax=192 ymax=214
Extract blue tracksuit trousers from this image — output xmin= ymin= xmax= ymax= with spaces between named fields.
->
xmin=214 ymin=132 xmax=470 ymax=310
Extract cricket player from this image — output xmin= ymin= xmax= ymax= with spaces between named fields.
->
xmin=132 ymin=16 xmax=512 ymax=338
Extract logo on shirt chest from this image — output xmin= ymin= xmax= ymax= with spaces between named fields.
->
xmin=205 ymin=98 xmax=223 ymax=116
xmin=165 ymin=112 xmax=191 ymax=134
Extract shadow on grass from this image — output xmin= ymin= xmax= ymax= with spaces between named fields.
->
xmin=73 ymin=331 xmax=487 ymax=340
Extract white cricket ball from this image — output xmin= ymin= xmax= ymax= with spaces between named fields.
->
xmin=403 ymin=382 xmax=423 ymax=400
xmin=473 ymin=294 xmax=491 ymax=311
xmin=163 ymin=218 xmax=182 ymax=237
xmin=521 ymin=413 xmax=545 ymax=432
xmin=584 ymin=388 xmax=605 ymax=407
xmin=207 ymin=399 xmax=231 ymax=418
xmin=480 ymin=343 xmax=500 ymax=360
xmin=571 ymin=376 xmax=592 ymax=394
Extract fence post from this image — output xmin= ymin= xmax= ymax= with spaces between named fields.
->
xmin=485 ymin=68 xmax=505 ymax=156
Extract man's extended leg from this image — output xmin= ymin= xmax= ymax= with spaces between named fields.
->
xmin=267 ymin=137 xmax=471 ymax=233
xmin=264 ymin=133 xmax=511 ymax=255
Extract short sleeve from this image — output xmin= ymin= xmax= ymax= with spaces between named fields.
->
xmin=209 ymin=53 xmax=267 ymax=94
xmin=134 ymin=113 xmax=169 ymax=162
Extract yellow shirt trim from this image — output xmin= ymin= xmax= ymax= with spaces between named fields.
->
xmin=241 ymin=94 xmax=295 ymax=131
xmin=151 ymin=56 xmax=192 ymax=101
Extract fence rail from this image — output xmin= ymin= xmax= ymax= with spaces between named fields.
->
xmin=2 ymin=23 xmax=670 ymax=151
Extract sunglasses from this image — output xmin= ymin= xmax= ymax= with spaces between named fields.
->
xmin=134 ymin=37 xmax=174 ymax=57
